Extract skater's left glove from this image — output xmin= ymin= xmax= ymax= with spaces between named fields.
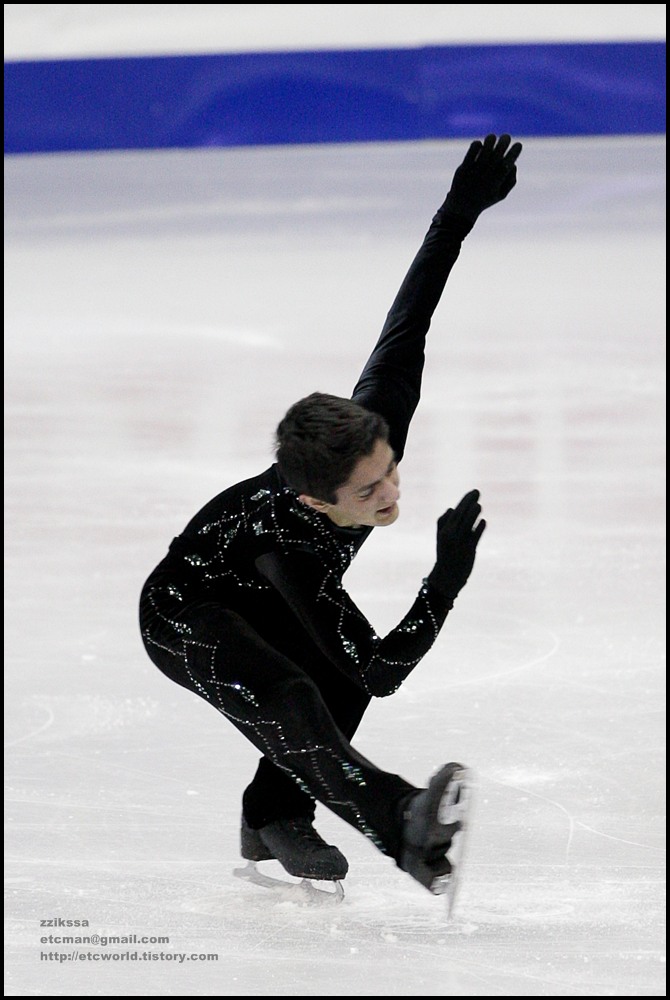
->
xmin=440 ymin=134 xmax=523 ymax=223
xmin=426 ymin=489 xmax=486 ymax=605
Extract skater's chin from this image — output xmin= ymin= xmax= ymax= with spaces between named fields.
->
xmin=375 ymin=502 xmax=399 ymax=525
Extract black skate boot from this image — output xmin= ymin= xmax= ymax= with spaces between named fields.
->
xmin=399 ymin=762 xmax=471 ymax=897
xmin=242 ymin=814 xmax=348 ymax=881
xmin=240 ymin=815 xmax=275 ymax=863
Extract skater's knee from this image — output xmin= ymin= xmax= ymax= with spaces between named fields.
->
xmin=266 ymin=670 xmax=319 ymax=705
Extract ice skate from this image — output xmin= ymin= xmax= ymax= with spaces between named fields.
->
xmin=240 ymin=814 xmax=275 ymax=863
xmin=234 ymin=815 xmax=347 ymax=903
xmin=399 ymin=762 xmax=472 ymax=916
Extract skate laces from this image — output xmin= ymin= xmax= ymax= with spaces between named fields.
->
xmin=284 ymin=817 xmax=331 ymax=849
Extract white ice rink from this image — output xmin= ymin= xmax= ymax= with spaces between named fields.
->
xmin=4 ymin=135 xmax=666 ymax=996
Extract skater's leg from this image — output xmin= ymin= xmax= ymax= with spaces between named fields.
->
xmin=242 ymin=655 xmax=371 ymax=828
xmin=140 ymin=586 xmax=415 ymax=860
xmin=242 ymin=758 xmax=316 ymax=828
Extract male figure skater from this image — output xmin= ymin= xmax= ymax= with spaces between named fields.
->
xmin=139 ymin=134 xmax=523 ymax=894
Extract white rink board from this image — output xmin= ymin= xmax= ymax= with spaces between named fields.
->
xmin=4 ymin=3 xmax=666 ymax=58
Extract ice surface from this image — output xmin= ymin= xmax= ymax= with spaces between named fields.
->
xmin=4 ymin=136 xmax=666 ymax=995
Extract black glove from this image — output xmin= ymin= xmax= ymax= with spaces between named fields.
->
xmin=441 ymin=134 xmax=523 ymax=224
xmin=426 ymin=490 xmax=486 ymax=603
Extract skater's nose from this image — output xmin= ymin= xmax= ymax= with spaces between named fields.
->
xmin=379 ymin=478 xmax=400 ymax=506
xmin=388 ymin=467 xmax=401 ymax=496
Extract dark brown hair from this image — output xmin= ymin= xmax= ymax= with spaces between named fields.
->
xmin=275 ymin=392 xmax=389 ymax=503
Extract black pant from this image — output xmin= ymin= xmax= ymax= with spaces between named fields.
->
xmin=139 ymin=585 xmax=415 ymax=860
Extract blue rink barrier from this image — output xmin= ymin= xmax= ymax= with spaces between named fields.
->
xmin=4 ymin=40 xmax=666 ymax=154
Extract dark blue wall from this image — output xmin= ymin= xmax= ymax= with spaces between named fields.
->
xmin=4 ymin=41 xmax=666 ymax=154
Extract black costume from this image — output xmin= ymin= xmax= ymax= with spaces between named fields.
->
xmin=139 ymin=135 xmax=521 ymax=869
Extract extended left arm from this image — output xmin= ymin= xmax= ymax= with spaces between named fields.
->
xmin=351 ymin=134 xmax=522 ymax=462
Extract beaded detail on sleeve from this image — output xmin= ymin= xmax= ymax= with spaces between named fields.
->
xmin=168 ymin=478 xmax=449 ymax=697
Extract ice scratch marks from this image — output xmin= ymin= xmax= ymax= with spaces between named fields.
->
xmin=572 ymin=819 xmax=666 ymax=852
xmin=4 ymin=702 xmax=55 ymax=749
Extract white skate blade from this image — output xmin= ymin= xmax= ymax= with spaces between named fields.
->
xmin=233 ymin=861 xmax=345 ymax=905
xmin=433 ymin=767 xmax=473 ymax=920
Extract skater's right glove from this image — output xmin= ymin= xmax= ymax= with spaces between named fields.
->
xmin=440 ymin=134 xmax=523 ymax=224
xmin=426 ymin=490 xmax=486 ymax=605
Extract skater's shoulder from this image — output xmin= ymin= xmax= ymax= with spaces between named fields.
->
xmin=178 ymin=463 xmax=370 ymax=566
xmin=181 ymin=466 xmax=280 ymax=521
xmin=175 ymin=464 xmax=302 ymax=540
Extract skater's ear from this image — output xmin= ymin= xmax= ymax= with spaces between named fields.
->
xmin=298 ymin=494 xmax=332 ymax=513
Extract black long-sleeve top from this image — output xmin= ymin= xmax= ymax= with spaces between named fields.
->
xmin=145 ymin=208 xmax=474 ymax=697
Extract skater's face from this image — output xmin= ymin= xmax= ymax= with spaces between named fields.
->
xmin=300 ymin=438 xmax=401 ymax=529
